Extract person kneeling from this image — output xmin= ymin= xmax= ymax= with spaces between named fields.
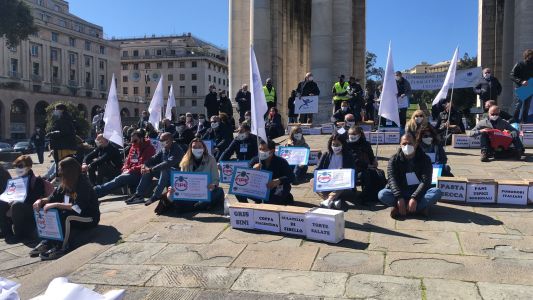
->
xmin=30 ymin=158 xmax=100 ymax=260
xmin=378 ymin=134 xmax=441 ymax=218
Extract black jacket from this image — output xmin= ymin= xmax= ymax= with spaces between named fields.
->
xmin=419 ymin=142 xmax=447 ymax=165
xmin=220 ymin=134 xmax=259 ymax=161
xmin=219 ymin=96 xmax=233 ymax=116
xmin=510 ymin=60 xmax=533 ymax=87
xmin=474 ymin=77 xmax=502 ymax=101
xmin=49 ymin=113 xmax=77 ymax=150
xmin=145 ymin=142 xmax=183 ymax=173
xmin=24 ymin=170 xmax=46 ymax=206
xmin=83 ymin=144 xmax=123 ymax=169
xmin=249 ymin=155 xmax=295 ymax=193
xmin=296 ymin=80 xmax=320 ymax=97
xmin=48 ymin=175 xmax=100 ymax=223
xmin=332 ymin=108 xmax=354 ymax=123
xmin=346 ymin=139 xmax=375 ymax=171
xmin=235 ymin=90 xmax=251 ymax=112
xmin=317 ymin=150 xmax=357 ymax=171
xmin=30 ymin=131 xmax=46 ymax=147
xmin=288 ymin=96 xmax=296 ymax=118
xmin=386 ymin=147 xmax=432 ymax=201
xmin=265 ymin=114 xmax=284 ymax=139
xmin=204 ymin=92 xmax=219 ymax=117
xmin=202 ymin=123 xmax=234 ymax=151
xmin=436 ymin=109 xmax=465 ymax=133
xmin=396 ymin=77 xmax=413 ymax=98
xmin=138 ymin=117 xmax=149 ymax=129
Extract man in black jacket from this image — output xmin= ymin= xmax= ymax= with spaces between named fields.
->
xmin=30 ymin=126 xmax=46 ymax=164
xmin=47 ymin=104 xmax=77 ymax=171
xmin=138 ymin=111 xmax=150 ymax=129
xmin=511 ymin=49 xmax=533 ymax=122
xmin=296 ymin=72 xmax=320 ymax=123
xmin=474 ymin=68 xmax=502 ymax=104
xmin=235 ymin=84 xmax=251 ymax=123
xmin=219 ymin=123 xmax=258 ymax=161
xmin=82 ymin=134 xmax=123 ymax=185
xmin=202 ymin=115 xmax=233 ymax=160
xmin=204 ymin=84 xmax=219 ymax=118
xmin=378 ymin=134 xmax=442 ymax=218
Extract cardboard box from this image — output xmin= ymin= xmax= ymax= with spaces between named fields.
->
xmin=308 ymin=150 xmax=321 ymax=165
xmin=229 ymin=202 xmax=256 ymax=229
xmin=452 ymin=134 xmax=470 ymax=148
xmin=363 ymin=131 xmax=370 ymax=140
xmin=321 ymin=123 xmax=334 ymax=134
xmin=527 ymin=181 xmax=533 ymax=204
xmin=253 ymin=204 xmax=281 ymax=233
xmin=309 ymin=127 xmax=322 ymax=135
xmin=521 ymin=124 xmax=533 ymax=132
xmin=497 ymin=180 xmax=528 ymax=205
xmin=369 ymin=132 xmax=385 ymax=144
xmin=384 ymin=132 xmax=400 ymax=144
xmin=437 ymin=177 xmax=467 ymax=203
xmin=305 ymin=208 xmax=345 ymax=243
xmin=469 ymin=135 xmax=481 ymax=148
xmin=358 ymin=122 xmax=373 ymax=132
xmin=378 ymin=126 xmax=400 ymax=132
xmin=522 ymin=132 xmax=533 ymax=147
xmin=466 ymin=179 xmax=497 ymax=203
xmin=280 ymin=206 xmax=309 ymax=236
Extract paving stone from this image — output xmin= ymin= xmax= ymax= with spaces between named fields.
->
xmin=0 ymin=255 xmax=40 ymax=271
xmin=472 ymin=206 xmax=533 ymax=219
xmin=193 ymin=290 xmax=320 ymax=300
xmin=231 ymin=268 xmax=348 ymax=298
xmin=311 ymin=249 xmax=384 ymax=274
xmin=146 ymin=265 xmax=242 ymax=289
xmin=148 ymin=240 xmax=246 ymax=267
xmin=424 ymin=278 xmax=482 ymax=300
xmin=459 ymin=232 xmax=533 ymax=258
xmin=217 ymin=228 xmax=303 ymax=247
xmin=0 ymin=251 xmax=18 ymax=264
xmin=93 ymin=285 xmax=157 ymax=300
xmin=232 ymin=244 xmax=318 ymax=271
xmin=3 ymin=245 xmax=35 ymax=257
xmin=126 ymin=221 xmax=228 ymax=244
xmin=69 ymin=264 xmax=161 ymax=286
xmin=301 ymin=226 xmax=370 ymax=251
xmin=90 ymin=242 xmax=167 ymax=265
xmin=344 ymin=274 xmax=421 ymax=299
xmin=369 ymin=230 xmax=462 ymax=255
xmin=498 ymin=216 xmax=533 ymax=236
xmin=142 ymin=288 xmax=199 ymax=300
xmin=477 ymin=282 xmax=533 ymax=300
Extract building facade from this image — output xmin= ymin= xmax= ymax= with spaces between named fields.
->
xmin=0 ymin=0 xmax=143 ymax=140
xmin=405 ymin=61 xmax=454 ymax=74
xmin=114 ymin=34 xmax=228 ymax=118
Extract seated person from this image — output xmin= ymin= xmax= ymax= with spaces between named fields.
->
xmin=202 ymin=115 xmax=234 ymax=160
xmin=161 ymin=118 xmax=176 ymax=135
xmin=334 ymin=113 xmax=356 ymax=141
xmin=236 ymin=140 xmax=295 ymax=205
xmin=471 ymin=105 xmax=524 ymax=162
xmin=405 ymin=110 xmax=431 ymax=138
xmin=285 ymin=126 xmax=310 ymax=182
xmin=175 ymin=118 xmax=195 ymax=153
xmin=30 ymin=157 xmax=100 ymax=260
xmin=219 ymin=123 xmax=258 ymax=161
xmin=265 ymin=107 xmax=284 ymax=140
xmin=416 ymin=126 xmax=452 ymax=176
xmin=94 ymin=130 xmax=156 ymax=198
xmin=483 ymin=100 xmax=513 ymax=122
xmin=378 ymin=134 xmax=442 ymax=218
xmin=153 ymin=138 xmax=224 ymax=214
xmin=332 ymin=101 xmax=354 ymax=125
xmin=145 ymin=122 xmax=159 ymax=139
xmin=314 ymin=134 xmax=356 ymax=209
xmin=0 ymin=156 xmax=49 ymax=243
xmin=185 ymin=112 xmax=196 ymax=129
xmin=242 ymin=111 xmax=252 ymax=126
xmin=435 ymin=102 xmax=465 ymax=144
xmin=126 ymin=133 xmax=184 ymax=205
xmin=194 ymin=114 xmax=210 ymax=137
xmin=82 ymin=134 xmax=123 ymax=186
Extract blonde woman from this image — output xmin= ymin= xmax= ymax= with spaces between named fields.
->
xmin=285 ymin=125 xmax=310 ymax=182
xmin=405 ymin=110 xmax=430 ymax=138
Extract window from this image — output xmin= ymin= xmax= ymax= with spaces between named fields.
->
xmin=192 ymin=85 xmax=197 ymax=95
xmin=191 ymin=61 xmax=197 ymax=68
xmin=179 ymin=86 xmax=185 ymax=96
xmin=122 ymin=75 xmax=128 ymax=82
xmin=99 ymin=60 xmax=105 ymax=69
xmin=168 ymin=61 xmax=173 ymax=68
xmin=58 ymin=19 xmax=66 ymax=27
xmin=122 ymin=51 xmax=128 ymax=57
xmin=69 ymin=69 xmax=76 ymax=81
xmin=144 ymin=63 xmax=150 ymax=69
xmin=179 ymin=61 xmax=185 ymax=68
xmin=33 ymin=62 xmax=40 ymax=75
xmin=99 ymin=46 xmax=105 ymax=54
xmin=144 ymin=49 xmax=150 ymax=56
xmin=51 ymin=32 xmax=58 ymax=42
xmin=51 ymin=49 xmax=58 ymax=61
xmin=208 ymin=75 xmax=211 ymax=82
xmin=52 ymin=66 xmax=59 ymax=78
xmin=156 ymin=49 xmax=162 ymax=56
xmin=168 ymin=74 xmax=173 ymax=81
xmin=10 ymin=59 xmax=18 ymax=73
xmin=192 ymin=74 xmax=197 ymax=81
xmin=170 ymin=50 xmax=176 ymax=55
xmin=133 ymin=50 xmax=139 ymax=57
xmin=213 ymin=76 xmax=216 ymax=83
xmin=179 ymin=99 xmax=185 ymax=106
xmin=179 ymin=74 xmax=185 ymax=81
xmin=156 ymin=62 xmax=162 ymax=69
xmin=85 ymin=41 xmax=91 ymax=51
xmin=223 ymin=79 xmax=225 ymax=86
xmin=99 ymin=75 xmax=105 ymax=86
xmin=145 ymin=86 xmax=150 ymax=95
xmin=208 ymin=63 xmax=211 ymax=69
xmin=133 ymin=87 xmax=139 ymax=95
xmin=69 ymin=37 xmax=75 ymax=47
xmin=86 ymin=72 xmax=91 ymax=83
xmin=192 ymin=99 xmax=197 ymax=107
xmin=85 ymin=57 xmax=91 ymax=67
xmin=31 ymin=44 xmax=39 ymax=56
xmin=122 ymin=64 xmax=128 ymax=70
xmin=54 ymin=5 xmax=60 ymax=12
xmin=69 ymin=53 xmax=76 ymax=65
xmin=123 ymin=87 xmax=128 ymax=95
xmin=218 ymin=66 xmax=221 ymax=72
xmin=218 ymin=78 xmax=221 ymax=85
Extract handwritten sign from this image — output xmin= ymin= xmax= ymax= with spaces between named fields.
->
xmin=34 ymin=208 xmax=63 ymax=241
xmin=280 ymin=207 xmax=308 ymax=236
xmin=277 ymin=146 xmax=310 ymax=166
xmin=497 ymin=181 xmax=528 ymax=205
xmin=229 ymin=167 xmax=272 ymax=201
xmin=229 ymin=203 xmax=255 ymax=229
xmin=294 ymin=96 xmax=319 ymax=114
xmin=0 ymin=177 xmax=28 ymax=204
xmin=466 ymin=181 xmax=496 ymax=203
xmin=313 ymin=169 xmax=355 ymax=192
xmin=253 ymin=209 xmax=281 ymax=233
xmin=219 ymin=161 xmax=250 ymax=184
xmin=438 ymin=178 xmax=467 ymax=202
xmin=171 ymin=171 xmax=211 ymax=202
xmin=305 ymin=208 xmax=345 ymax=243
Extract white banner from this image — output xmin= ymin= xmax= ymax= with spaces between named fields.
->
xmin=403 ymin=67 xmax=481 ymax=91
xmin=229 ymin=167 xmax=272 ymax=201
xmin=219 ymin=160 xmax=250 ymax=183
xmin=294 ymin=96 xmax=319 ymax=114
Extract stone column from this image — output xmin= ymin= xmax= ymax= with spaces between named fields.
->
xmin=500 ymin=0 xmax=515 ymax=111
xmin=228 ymin=0 xmax=251 ymax=104
xmin=253 ymin=0 xmax=272 ymax=80
xmin=478 ymin=0 xmax=497 ymax=71
xmin=311 ymin=0 xmax=333 ymax=124
xmin=332 ymin=0 xmax=353 ymax=78
xmin=514 ymin=0 xmax=533 ymax=62
xmin=353 ymin=0 xmax=366 ymax=84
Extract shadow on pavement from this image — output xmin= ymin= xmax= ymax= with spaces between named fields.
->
xmin=71 ymin=224 xmax=121 ymax=249
xmin=410 ymin=203 xmax=504 ymax=225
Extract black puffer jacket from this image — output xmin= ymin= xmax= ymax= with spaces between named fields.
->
xmin=49 ymin=113 xmax=77 ymax=150
xmin=386 ymin=147 xmax=432 ymax=201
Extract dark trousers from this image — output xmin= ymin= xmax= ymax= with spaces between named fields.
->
xmin=0 ymin=201 xmax=35 ymax=238
xmin=333 ymin=100 xmax=343 ymax=112
xmin=88 ymin=164 xmax=121 ymax=186
xmin=514 ymin=95 xmax=533 ymax=123
xmin=36 ymin=147 xmax=45 ymax=164
xmin=480 ymin=132 xmax=524 ymax=152
xmin=399 ymin=108 xmax=408 ymax=128
xmin=236 ymin=186 xmax=294 ymax=205
xmin=365 ymin=104 xmax=375 ymax=121
xmin=298 ymin=114 xmax=313 ymax=124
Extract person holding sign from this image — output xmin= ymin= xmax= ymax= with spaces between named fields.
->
xmin=30 ymin=157 xmax=100 ymax=260
xmin=219 ymin=123 xmax=258 ymax=161
xmin=236 ymin=140 xmax=295 ymax=205
xmin=510 ymin=49 xmax=533 ymax=123
xmin=378 ymin=134 xmax=442 ymax=218
xmin=202 ymin=115 xmax=234 ymax=161
xmin=0 ymin=156 xmax=50 ymax=243
xmin=296 ymin=72 xmax=320 ymax=124
xmin=285 ymin=126 xmax=310 ymax=182
xmin=416 ymin=126 xmax=452 ymax=176
xmin=314 ymin=134 xmax=357 ymax=209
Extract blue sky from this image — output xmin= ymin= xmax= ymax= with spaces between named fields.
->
xmin=69 ymin=0 xmax=477 ymax=71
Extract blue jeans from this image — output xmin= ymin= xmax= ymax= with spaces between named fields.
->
xmin=94 ymin=172 xmax=141 ymax=198
xmin=378 ymin=187 xmax=441 ymax=212
xmin=135 ymin=169 xmax=170 ymax=200
xmin=293 ymin=165 xmax=308 ymax=180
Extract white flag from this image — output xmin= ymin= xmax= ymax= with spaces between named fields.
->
xmin=250 ymin=45 xmax=268 ymax=143
xmin=148 ymin=77 xmax=164 ymax=130
xmin=378 ymin=42 xmax=400 ymax=126
xmin=103 ymin=74 xmax=123 ymax=147
xmin=432 ymin=47 xmax=459 ymax=105
xmin=165 ymin=84 xmax=176 ymax=121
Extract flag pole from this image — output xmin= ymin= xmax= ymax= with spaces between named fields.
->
xmin=374 ymin=102 xmax=383 ymax=157
xmin=444 ymin=80 xmax=456 ymax=151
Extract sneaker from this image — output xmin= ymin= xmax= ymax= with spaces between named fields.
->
xmin=333 ymin=200 xmax=342 ymax=210
xmin=127 ymin=196 xmax=145 ymax=205
xmin=320 ymin=199 xmax=333 ymax=208
xmin=29 ymin=241 xmax=49 ymax=257
xmin=144 ymin=197 xmax=158 ymax=206
xmin=39 ymin=247 xmax=66 ymax=261
xmin=390 ymin=206 xmax=399 ymax=219
xmin=125 ymin=194 xmax=139 ymax=204
xmin=480 ymin=151 xmax=489 ymax=162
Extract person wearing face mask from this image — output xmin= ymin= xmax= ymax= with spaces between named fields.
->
xmin=138 ymin=111 xmax=150 ymax=129
xmin=332 ymin=101 xmax=355 ymax=125
xmin=335 ymin=114 xmax=356 ymax=142
xmin=94 ymin=129 xmax=156 ymax=198
xmin=348 ymin=77 xmax=364 ymax=119
xmin=30 ymin=126 xmax=46 ymax=164
xmin=81 ymin=134 xmax=123 ymax=186
xmin=204 ymin=84 xmax=219 ymax=118
xmin=474 ymin=68 xmax=502 ymax=105
xmin=405 ymin=110 xmax=430 ymax=138
xmin=472 ymin=105 xmax=524 ymax=162
xmin=242 ymin=111 xmax=252 ymax=127
xmin=0 ymin=156 xmax=51 ymax=243
xmin=415 ymin=126 xmax=452 ymax=176
xmin=510 ymin=49 xmax=533 ymax=123
xmin=483 ymin=100 xmax=513 ymax=122
xmin=161 ymin=118 xmax=176 ymax=135
xmin=126 ymin=133 xmax=184 ymax=205
xmin=265 ymin=107 xmax=284 ymax=140
xmin=263 ymin=78 xmax=277 ymax=110
xmin=220 ymin=124 xmax=258 ymax=161
xmin=175 ymin=119 xmax=195 ymax=153
xmin=193 ymin=113 xmax=210 ymax=137
xmin=296 ymin=72 xmax=320 ymax=123
xmin=145 ymin=122 xmax=159 ymax=139
xmin=202 ymin=115 xmax=234 ymax=160
xmin=332 ymin=75 xmax=351 ymax=114
xmin=287 ymin=90 xmax=298 ymax=123
xmin=218 ymin=90 xmax=235 ymax=128
xmin=47 ymin=103 xmax=77 ymax=173
xmin=395 ymin=71 xmax=413 ymax=130
xmin=184 ymin=113 xmax=196 ymax=129
xmin=435 ymin=101 xmax=465 ymax=145
xmin=285 ymin=126 xmax=310 ymax=182
xmin=314 ymin=134 xmax=357 ymax=209
xmin=378 ymin=134 xmax=441 ymax=218
xmin=236 ymin=140 xmax=295 ymax=205
xmin=235 ymin=84 xmax=251 ymax=123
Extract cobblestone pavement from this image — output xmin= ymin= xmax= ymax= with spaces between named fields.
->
xmin=4 ymin=139 xmax=533 ymax=299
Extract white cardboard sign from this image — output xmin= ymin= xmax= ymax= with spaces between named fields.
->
xmin=466 ymin=182 xmax=497 ymax=203
xmin=253 ymin=210 xmax=280 ymax=232
xmin=280 ymin=212 xmax=306 ymax=236
xmin=497 ymin=184 xmax=528 ymax=205
xmin=305 ymin=208 xmax=344 ymax=243
xmin=369 ymin=132 xmax=385 ymax=144
xmin=438 ymin=179 xmax=467 ymax=202
xmin=384 ymin=132 xmax=400 ymax=144
xmin=453 ymin=135 xmax=470 ymax=148
xmin=229 ymin=207 xmax=254 ymax=229
xmin=469 ymin=135 xmax=481 ymax=148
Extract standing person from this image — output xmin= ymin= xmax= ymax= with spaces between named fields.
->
xmin=219 ymin=90 xmax=235 ymax=129
xmin=364 ymin=84 xmax=376 ymax=121
xmin=47 ymin=104 xmax=77 ymax=172
xmin=235 ymin=84 xmax=251 ymax=123
xmin=263 ymin=78 xmax=277 ymax=110
xmin=435 ymin=102 xmax=465 ymax=144
xmin=204 ymin=84 xmax=219 ymax=118
xmin=511 ymin=49 xmax=533 ymax=123
xmin=395 ymin=71 xmax=413 ymax=130
xmin=287 ymin=90 xmax=298 ymax=123
xmin=91 ymin=107 xmax=105 ymax=136
xmin=296 ymin=72 xmax=320 ymax=124
xmin=81 ymin=134 xmax=123 ymax=186
xmin=348 ymin=77 xmax=364 ymax=120
xmin=137 ymin=111 xmax=150 ymax=129
xmin=30 ymin=126 xmax=46 ymax=164
xmin=332 ymin=75 xmax=350 ymax=112
xmin=474 ymin=68 xmax=502 ymax=105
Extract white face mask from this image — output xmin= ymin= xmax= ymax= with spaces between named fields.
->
xmin=192 ymin=148 xmax=204 ymax=159
xmin=422 ymin=137 xmax=433 ymax=145
xmin=484 ymin=74 xmax=491 ymax=80
xmin=198 ymin=118 xmax=205 ymax=124
xmin=415 ymin=117 xmax=423 ymax=124
xmin=401 ymin=144 xmax=415 ymax=156
xmin=332 ymin=146 xmax=342 ymax=154
xmin=341 ymin=107 xmax=348 ymax=112
xmin=293 ymin=133 xmax=302 ymax=140
xmin=258 ymin=150 xmax=271 ymax=161
xmin=308 ymin=76 xmax=313 ymax=81
xmin=348 ymin=135 xmax=360 ymax=142
xmin=211 ymin=122 xmax=219 ymax=129
xmin=489 ymin=115 xmax=499 ymax=121
xmin=15 ymin=167 xmax=29 ymax=177
xmin=237 ymin=133 xmax=248 ymax=140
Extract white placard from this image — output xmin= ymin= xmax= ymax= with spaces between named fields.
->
xmin=171 ymin=172 xmax=211 ymax=202
xmin=253 ymin=209 xmax=280 ymax=232
xmin=280 ymin=212 xmax=306 ymax=236
xmin=277 ymin=146 xmax=310 ymax=166
xmin=34 ymin=208 xmax=63 ymax=241
xmin=438 ymin=179 xmax=467 ymax=202
xmin=453 ymin=135 xmax=470 ymax=148
xmin=305 ymin=208 xmax=345 ymax=243
xmin=369 ymin=132 xmax=385 ymax=144
xmin=384 ymin=132 xmax=400 ymax=144
xmin=309 ymin=127 xmax=322 ymax=135
xmin=466 ymin=182 xmax=497 ymax=203
xmin=294 ymin=96 xmax=319 ymax=114
xmin=0 ymin=177 xmax=28 ymax=204
xmin=229 ymin=167 xmax=273 ymax=201
xmin=497 ymin=184 xmax=528 ymax=205
xmin=308 ymin=150 xmax=320 ymax=165
xmin=313 ymin=169 xmax=355 ymax=192
xmin=403 ymin=67 xmax=482 ymax=90
xmin=219 ymin=161 xmax=250 ymax=184
xmin=229 ymin=207 xmax=254 ymax=229
xmin=469 ymin=135 xmax=481 ymax=148
xmin=522 ymin=133 xmax=533 ymax=147
xmin=321 ymin=123 xmax=334 ymax=134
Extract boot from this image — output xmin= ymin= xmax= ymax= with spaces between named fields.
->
xmin=481 ymin=149 xmax=489 ymax=162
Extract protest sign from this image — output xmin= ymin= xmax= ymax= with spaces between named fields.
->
xmin=277 ymin=146 xmax=310 ymax=166
xmin=219 ymin=161 xmax=250 ymax=183
xmin=294 ymin=96 xmax=319 ymax=114
xmin=313 ymin=169 xmax=355 ymax=192
xmin=305 ymin=208 xmax=345 ymax=243
xmin=0 ymin=177 xmax=28 ymax=204
xmin=229 ymin=167 xmax=272 ymax=201
xmin=34 ymin=208 xmax=63 ymax=241
xmin=171 ymin=171 xmax=211 ymax=202
xmin=438 ymin=177 xmax=467 ymax=202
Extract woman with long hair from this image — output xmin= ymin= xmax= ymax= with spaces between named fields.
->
xmin=285 ymin=125 xmax=310 ymax=182
xmin=405 ymin=109 xmax=430 ymax=138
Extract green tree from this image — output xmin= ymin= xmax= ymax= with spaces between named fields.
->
xmin=45 ymin=101 xmax=90 ymax=138
xmin=366 ymin=51 xmax=384 ymax=82
xmin=0 ymin=0 xmax=38 ymax=47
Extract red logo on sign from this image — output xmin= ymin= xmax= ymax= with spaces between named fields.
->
xmin=235 ymin=171 xmax=249 ymax=186
xmin=317 ymin=172 xmax=332 ymax=183
xmin=174 ymin=176 xmax=188 ymax=191
xmin=223 ymin=165 xmax=233 ymax=176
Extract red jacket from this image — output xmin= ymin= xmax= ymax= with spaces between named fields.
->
xmin=122 ymin=139 xmax=156 ymax=174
